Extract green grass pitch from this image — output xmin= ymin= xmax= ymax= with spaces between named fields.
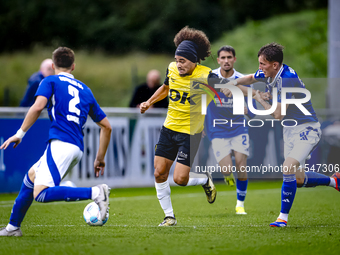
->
xmin=0 ymin=180 xmax=339 ymax=255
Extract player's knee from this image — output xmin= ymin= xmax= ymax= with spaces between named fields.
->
xmin=33 ymin=189 xmax=41 ymax=201
xmin=33 ymin=186 xmax=48 ymax=201
xmin=296 ymin=178 xmax=304 ymax=188
xmin=173 ymin=175 xmax=188 ymax=186
xmin=28 ymin=168 xmax=35 ymax=183
xmin=154 ymin=168 xmax=167 ymax=182
xmin=235 ymin=160 xmax=246 ymax=170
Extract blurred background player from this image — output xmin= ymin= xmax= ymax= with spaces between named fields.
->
xmin=20 ymin=59 xmax=54 ymax=107
xmin=129 ymin=69 xmax=168 ymax=108
xmin=205 ymin=45 xmax=256 ymax=215
xmin=0 ymin=47 xmax=112 ymax=237
xmin=222 ymin=42 xmax=340 ymax=227
xmin=140 ymin=27 xmax=219 ymax=226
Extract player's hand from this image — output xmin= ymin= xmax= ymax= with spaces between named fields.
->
xmin=94 ymin=159 xmax=105 ymax=177
xmin=253 ymin=90 xmax=263 ymax=102
xmin=221 ymin=88 xmax=232 ymax=97
xmin=140 ymin=101 xmax=151 ymax=114
xmin=260 ymin=91 xmax=271 ymax=101
xmin=244 ymin=106 xmax=248 ymax=115
xmin=0 ymin=135 xmax=22 ymax=150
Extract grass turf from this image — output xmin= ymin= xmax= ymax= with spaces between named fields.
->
xmin=0 ymin=180 xmax=339 ymax=255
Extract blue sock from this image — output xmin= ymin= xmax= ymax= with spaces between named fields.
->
xmin=236 ymin=179 xmax=248 ymax=201
xmin=35 ymin=186 xmax=92 ymax=203
xmin=281 ymin=174 xmax=297 ymax=214
xmin=9 ymin=173 xmax=34 ymax=227
xmin=303 ymin=171 xmax=331 ymax=187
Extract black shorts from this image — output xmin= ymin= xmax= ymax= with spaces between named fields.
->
xmin=155 ymin=126 xmax=202 ymax=167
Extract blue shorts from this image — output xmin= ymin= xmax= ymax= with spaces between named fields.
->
xmin=155 ymin=126 xmax=202 ymax=167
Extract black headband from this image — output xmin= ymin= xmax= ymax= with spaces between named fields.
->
xmin=175 ymin=40 xmax=198 ymax=63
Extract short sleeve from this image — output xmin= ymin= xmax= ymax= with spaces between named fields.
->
xmin=89 ymin=97 xmax=107 ymax=123
xmin=164 ymin=68 xmax=169 ymax=86
xmin=254 ymin=69 xmax=267 ymax=83
xmin=35 ymin=78 xmax=53 ymax=100
xmin=207 ymin=72 xmax=228 ymax=87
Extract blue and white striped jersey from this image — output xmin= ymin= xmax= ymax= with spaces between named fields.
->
xmin=254 ymin=64 xmax=318 ymax=125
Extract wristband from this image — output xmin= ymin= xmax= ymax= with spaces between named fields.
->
xmin=15 ymin=128 xmax=26 ymax=139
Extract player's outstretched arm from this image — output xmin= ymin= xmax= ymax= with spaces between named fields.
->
xmin=0 ymin=96 xmax=47 ymax=150
xmin=221 ymin=74 xmax=257 ymax=97
xmin=94 ymin=117 xmax=112 ymax=177
xmin=236 ymin=74 xmax=258 ymax=86
xmin=140 ymin=84 xmax=169 ymax=114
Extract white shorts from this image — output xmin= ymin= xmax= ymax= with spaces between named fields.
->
xmin=211 ymin=134 xmax=249 ymax=163
xmin=283 ymin=122 xmax=321 ymax=166
xmin=33 ymin=140 xmax=83 ymax=187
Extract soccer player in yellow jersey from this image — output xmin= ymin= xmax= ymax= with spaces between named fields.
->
xmin=140 ymin=27 xmax=218 ymax=226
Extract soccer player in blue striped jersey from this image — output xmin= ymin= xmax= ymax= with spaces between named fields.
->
xmin=221 ymin=42 xmax=339 ymax=227
xmin=0 ymin=47 xmax=112 ymax=236
xmin=205 ymin=46 xmax=256 ymax=215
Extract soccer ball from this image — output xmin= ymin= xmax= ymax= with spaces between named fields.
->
xmin=83 ymin=202 xmax=109 ymax=226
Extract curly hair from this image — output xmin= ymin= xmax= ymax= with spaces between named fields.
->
xmin=258 ymin=42 xmax=284 ymax=64
xmin=174 ymin=26 xmax=211 ymax=62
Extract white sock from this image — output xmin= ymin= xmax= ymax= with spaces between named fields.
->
xmin=186 ymin=173 xmax=208 ymax=186
xmin=155 ymin=180 xmax=174 ymax=217
xmin=278 ymin=213 xmax=288 ymax=222
xmin=6 ymin=224 xmax=19 ymax=231
xmin=91 ymin=186 xmax=100 ymax=200
xmin=236 ymin=200 xmax=244 ymax=208
xmin=329 ymin=177 xmax=336 ymax=188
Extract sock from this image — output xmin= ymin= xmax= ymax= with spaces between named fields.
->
xmin=155 ymin=180 xmax=174 ymax=217
xmin=9 ymin=173 xmax=34 ymax=228
xmin=186 ymin=173 xmax=208 ymax=186
xmin=6 ymin=223 xmax=19 ymax=232
xmin=236 ymin=179 xmax=248 ymax=202
xmin=91 ymin=186 xmax=100 ymax=200
xmin=278 ymin=212 xmax=288 ymax=222
xmin=280 ymin=174 xmax=297 ymax=215
xmin=236 ymin=200 xmax=244 ymax=208
xmin=35 ymin=186 xmax=92 ymax=202
xmin=303 ymin=171 xmax=331 ymax=187
xmin=329 ymin=178 xmax=336 ymax=188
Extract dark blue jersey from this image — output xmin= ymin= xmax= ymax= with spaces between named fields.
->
xmin=20 ymin=71 xmax=45 ymax=107
xmin=254 ymin=64 xmax=318 ymax=125
xmin=35 ymin=72 xmax=106 ymax=151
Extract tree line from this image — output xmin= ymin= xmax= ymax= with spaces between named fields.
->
xmin=0 ymin=0 xmax=326 ymax=53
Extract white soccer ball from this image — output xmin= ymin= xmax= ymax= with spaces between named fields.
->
xmin=83 ymin=202 xmax=109 ymax=226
